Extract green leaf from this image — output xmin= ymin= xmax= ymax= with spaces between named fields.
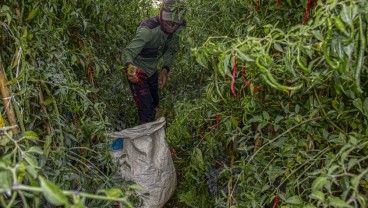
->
xmin=21 ymin=131 xmax=39 ymax=140
xmin=39 ymin=176 xmax=68 ymax=206
xmin=295 ymin=104 xmax=300 ymax=113
xmin=348 ymin=158 xmax=358 ymax=171
xmin=353 ymin=98 xmax=363 ymax=113
xmin=25 ymin=153 xmax=39 ymax=167
xmin=295 ymin=115 xmax=303 ymax=123
xmin=328 ymin=0 xmax=338 ymax=10
xmin=286 ymin=195 xmax=303 ymax=205
xmin=230 ymin=116 xmax=238 ymax=127
xmin=248 ymin=115 xmax=263 ymax=123
xmin=6 ymin=12 xmax=11 ymax=25
xmin=329 ymin=196 xmax=353 ymax=208
xmin=194 ymin=148 xmax=204 ymax=171
xmin=349 ymin=135 xmax=358 ymax=145
xmin=340 ymin=4 xmax=352 ymax=24
xmin=222 ymin=54 xmax=231 ymax=77
xmin=43 ymin=98 xmax=54 ymax=106
xmin=26 ymin=8 xmax=39 ymax=21
xmin=261 ymin=184 xmax=270 ymax=192
xmin=311 ymin=30 xmax=324 ymax=41
xmin=363 ymin=98 xmax=368 ymax=116
xmin=304 ymin=205 xmax=317 ymax=208
xmin=98 ymin=188 xmax=122 ymax=198
xmin=27 ymin=146 xmax=44 ymax=155
xmin=262 ymin=111 xmax=270 ymax=121
xmin=0 ymin=171 xmax=12 ymax=194
xmin=1 ymin=5 xmax=10 ymax=11
xmin=275 ymin=115 xmax=284 ymax=124
xmin=26 ymin=165 xmax=38 ymax=178
xmin=312 ymin=176 xmax=329 ymax=191
xmin=309 ymin=190 xmax=324 ymax=202
xmin=274 ymin=43 xmax=283 ymax=52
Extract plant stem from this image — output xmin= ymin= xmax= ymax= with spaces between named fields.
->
xmin=247 ymin=117 xmax=321 ymax=165
xmin=13 ymin=185 xmax=130 ymax=203
xmin=5 ymin=191 xmax=17 ymax=208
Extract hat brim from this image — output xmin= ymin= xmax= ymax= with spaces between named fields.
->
xmin=161 ymin=10 xmax=184 ymax=24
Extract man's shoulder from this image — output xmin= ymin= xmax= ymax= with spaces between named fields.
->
xmin=139 ymin=16 xmax=160 ymax=29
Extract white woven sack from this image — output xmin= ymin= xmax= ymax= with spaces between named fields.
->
xmin=110 ymin=117 xmax=176 ymax=208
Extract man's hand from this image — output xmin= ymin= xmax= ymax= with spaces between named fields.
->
xmin=159 ymin=68 xmax=168 ymax=89
xmin=127 ymin=64 xmax=139 ymax=83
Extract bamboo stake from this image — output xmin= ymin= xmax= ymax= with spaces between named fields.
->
xmin=0 ymin=61 xmax=18 ymax=134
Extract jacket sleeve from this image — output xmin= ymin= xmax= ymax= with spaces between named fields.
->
xmin=162 ymin=27 xmax=183 ymax=72
xmin=122 ymin=27 xmax=151 ymax=66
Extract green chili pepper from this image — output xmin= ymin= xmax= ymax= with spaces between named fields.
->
xmin=355 ymin=16 xmax=365 ymax=94
xmin=342 ymin=23 xmax=355 ymax=43
xmin=256 ymin=55 xmax=269 ymax=72
xmin=297 ymin=48 xmax=309 ymax=72
xmin=256 ymin=56 xmax=302 ymax=92
xmin=263 ymin=70 xmax=302 ymax=91
xmin=323 ymin=18 xmax=340 ymax=70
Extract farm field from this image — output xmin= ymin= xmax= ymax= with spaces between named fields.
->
xmin=0 ymin=0 xmax=367 ymax=207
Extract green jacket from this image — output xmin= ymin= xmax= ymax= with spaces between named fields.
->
xmin=122 ymin=16 xmax=183 ymax=77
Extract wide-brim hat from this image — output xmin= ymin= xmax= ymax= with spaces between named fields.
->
xmin=161 ymin=0 xmax=186 ymax=24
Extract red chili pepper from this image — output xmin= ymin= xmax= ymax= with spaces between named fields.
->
xmin=273 ymin=48 xmax=277 ymax=59
xmin=135 ymin=70 xmax=147 ymax=87
xmin=302 ymin=0 xmax=313 ymax=25
xmin=198 ymin=129 xmax=203 ymax=138
xmin=242 ymin=62 xmax=262 ymax=91
xmin=272 ymin=194 xmax=279 ymax=208
xmin=231 ymin=53 xmax=237 ymax=97
xmin=277 ymin=0 xmax=281 ymax=7
xmin=209 ymin=114 xmax=221 ymax=130
xmin=214 ymin=159 xmax=224 ymax=167
xmin=230 ymin=188 xmax=234 ymax=206
xmin=216 ymin=114 xmax=220 ymax=124
xmin=269 ymin=123 xmax=275 ymax=135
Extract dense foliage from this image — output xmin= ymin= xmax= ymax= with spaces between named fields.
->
xmin=1 ymin=0 xmax=367 ymax=208
xmin=0 ymin=0 xmax=156 ymax=207
xmin=168 ymin=0 xmax=368 ymax=207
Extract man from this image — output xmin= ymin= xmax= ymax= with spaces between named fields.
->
xmin=122 ymin=0 xmax=186 ymax=124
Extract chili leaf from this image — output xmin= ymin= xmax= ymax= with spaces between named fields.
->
xmin=329 ymin=197 xmax=353 ymax=208
xmin=312 ymin=176 xmax=330 ymax=191
xmin=39 ymin=176 xmax=68 ymax=206
xmin=286 ymin=195 xmax=303 ymax=205
xmin=309 ymin=190 xmax=325 ymax=202
xmin=0 ymin=171 xmax=12 ymax=194
xmin=98 ymin=188 xmax=123 ymax=198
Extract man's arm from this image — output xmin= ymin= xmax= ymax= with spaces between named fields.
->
xmin=122 ymin=27 xmax=151 ymax=67
xmin=160 ymin=31 xmax=182 ymax=89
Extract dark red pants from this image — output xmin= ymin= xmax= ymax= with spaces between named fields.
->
xmin=129 ymin=71 xmax=159 ymax=124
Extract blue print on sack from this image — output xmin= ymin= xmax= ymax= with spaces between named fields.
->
xmin=111 ymin=138 xmax=124 ymax=151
